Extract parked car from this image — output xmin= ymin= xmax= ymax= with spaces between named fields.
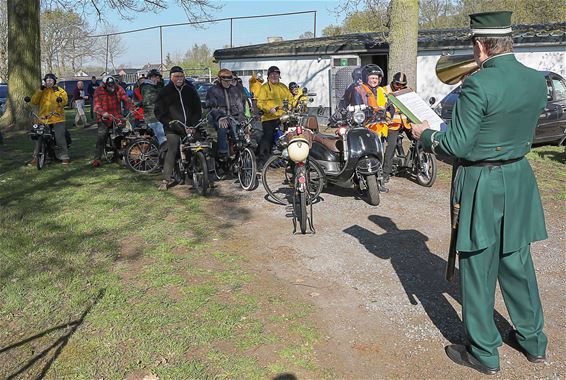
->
xmin=195 ymin=82 xmax=214 ymax=108
xmin=0 ymin=83 xmax=7 ymax=116
xmin=434 ymin=71 xmax=566 ymax=145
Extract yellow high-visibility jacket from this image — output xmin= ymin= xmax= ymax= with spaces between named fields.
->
xmin=249 ymin=74 xmax=264 ymax=99
xmin=256 ymin=81 xmax=293 ymax=122
xmin=30 ymin=85 xmax=68 ymax=124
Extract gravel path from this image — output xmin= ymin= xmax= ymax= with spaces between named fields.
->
xmin=212 ymin=162 xmax=565 ymax=379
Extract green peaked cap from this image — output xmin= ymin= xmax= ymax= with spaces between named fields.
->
xmin=469 ymin=11 xmax=513 ymax=37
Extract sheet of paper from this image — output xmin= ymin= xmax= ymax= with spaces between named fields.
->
xmin=387 ymin=89 xmax=447 ymax=131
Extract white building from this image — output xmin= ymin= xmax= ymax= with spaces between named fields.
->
xmin=214 ymin=22 xmax=565 ymax=115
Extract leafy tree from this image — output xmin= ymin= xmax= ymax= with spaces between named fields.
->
xmin=41 ymin=9 xmax=93 ymax=76
xmin=179 ymin=43 xmax=218 ymax=77
xmin=322 ymin=25 xmax=343 ymax=37
xmin=1 ymin=0 xmax=219 ymax=129
xmin=299 ymin=31 xmax=315 ymax=39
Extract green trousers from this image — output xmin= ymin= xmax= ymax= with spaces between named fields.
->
xmin=458 ymin=167 xmax=547 ymax=368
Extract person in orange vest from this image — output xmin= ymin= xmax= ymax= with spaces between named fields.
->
xmin=381 ymin=72 xmax=410 ymax=183
xmin=353 ymin=64 xmax=388 ymax=109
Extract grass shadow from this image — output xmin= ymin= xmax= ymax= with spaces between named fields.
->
xmin=1 ymin=289 xmax=105 ymax=380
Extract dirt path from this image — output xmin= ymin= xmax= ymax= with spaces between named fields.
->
xmin=209 ymin=164 xmax=565 ymax=379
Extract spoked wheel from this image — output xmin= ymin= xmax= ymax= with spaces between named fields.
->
xmin=262 ymin=154 xmax=293 ymax=205
xmin=416 ymin=151 xmax=437 ymax=187
xmin=294 ymin=190 xmax=308 ymax=234
xmin=306 ymin=159 xmax=325 ymax=203
xmin=238 ymin=147 xmax=258 ymax=191
xmin=192 ymin=151 xmax=209 ymax=196
xmin=125 ymin=139 xmax=160 ymax=174
xmin=36 ymin=137 xmax=46 ymax=170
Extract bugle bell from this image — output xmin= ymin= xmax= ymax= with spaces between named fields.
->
xmin=435 ymin=54 xmax=479 ymax=85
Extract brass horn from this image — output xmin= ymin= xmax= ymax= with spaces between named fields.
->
xmin=435 ymin=54 xmax=479 ymax=85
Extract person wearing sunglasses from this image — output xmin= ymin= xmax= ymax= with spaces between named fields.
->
xmin=205 ymin=69 xmax=248 ymax=161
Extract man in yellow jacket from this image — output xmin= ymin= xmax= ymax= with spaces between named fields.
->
xmin=30 ymin=73 xmax=69 ymax=165
xmin=256 ymin=66 xmax=292 ymax=164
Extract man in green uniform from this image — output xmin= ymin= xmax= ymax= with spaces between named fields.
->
xmin=412 ymin=11 xmax=548 ymax=375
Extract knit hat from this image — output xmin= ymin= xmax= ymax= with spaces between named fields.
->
xmin=170 ymin=66 xmax=184 ymax=75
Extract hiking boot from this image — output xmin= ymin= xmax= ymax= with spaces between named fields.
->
xmin=62 ymin=159 xmax=70 ymax=165
xmin=29 ymin=156 xmax=37 ymax=166
xmin=92 ymin=159 xmax=102 ymax=168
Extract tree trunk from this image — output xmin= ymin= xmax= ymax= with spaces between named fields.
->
xmin=0 ymin=0 xmax=41 ymax=130
xmin=387 ymin=0 xmax=419 ymax=90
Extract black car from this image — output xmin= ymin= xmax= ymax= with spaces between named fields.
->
xmin=434 ymin=71 xmax=566 ymax=145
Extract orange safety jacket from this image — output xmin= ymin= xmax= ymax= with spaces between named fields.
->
xmin=354 ymin=83 xmax=387 ymax=110
xmin=382 ymin=84 xmax=409 ymax=131
xmin=354 ymin=83 xmax=389 ymax=137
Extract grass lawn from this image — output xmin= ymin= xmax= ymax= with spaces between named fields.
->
xmin=0 ymin=111 xmax=330 ymax=379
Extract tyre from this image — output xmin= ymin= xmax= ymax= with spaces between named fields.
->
xmin=296 ymin=190 xmax=307 ymax=234
xmin=416 ymin=152 xmax=437 ymax=187
xmin=36 ymin=137 xmax=46 ymax=170
xmin=238 ymin=147 xmax=258 ymax=191
xmin=306 ymin=159 xmax=325 ymax=203
xmin=364 ymin=174 xmax=380 ymax=206
xmin=125 ymin=139 xmax=160 ymax=174
xmin=261 ymin=154 xmax=293 ymax=205
xmin=192 ymin=151 xmax=209 ymax=196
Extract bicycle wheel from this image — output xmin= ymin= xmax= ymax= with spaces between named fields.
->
xmin=416 ymin=151 xmax=437 ymax=187
xmin=125 ymin=139 xmax=160 ymax=174
xmin=306 ymin=159 xmax=325 ymax=203
xmin=261 ymin=154 xmax=293 ymax=205
xmin=192 ymin=151 xmax=209 ymax=196
xmin=238 ymin=147 xmax=258 ymax=191
xmin=36 ymin=137 xmax=46 ymax=170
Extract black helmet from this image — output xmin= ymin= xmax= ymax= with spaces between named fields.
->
xmin=362 ymin=64 xmax=383 ymax=78
xmin=288 ymin=82 xmax=299 ymax=91
xmin=351 ymin=67 xmax=363 ymax=82
xmin=362 ymin=64 xmax=384 ymax=86
xmin=392 ymin=72 xmax=408 ymax=87
xmin=43 ymin=73 xmax=57 ymax=82
xmin=147 ymin=69 xmax=162 ymax=78
xmin=267 ymin=66 xmax=281 ymax=76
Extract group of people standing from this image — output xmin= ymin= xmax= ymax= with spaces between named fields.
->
xmin=24 ymin=10 xmax=550 ymax=377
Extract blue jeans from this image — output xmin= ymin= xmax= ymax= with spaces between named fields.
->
xmin=148 ymin=122 xmax=166 ymax=145
xmin=215 ymin=120 xmax=237 ymax=154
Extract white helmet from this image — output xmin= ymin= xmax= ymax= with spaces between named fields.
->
xmin=256 ymin=72 xmax=264 ymax=81
xmin=287 ymin=136 xmax=310 ymax=163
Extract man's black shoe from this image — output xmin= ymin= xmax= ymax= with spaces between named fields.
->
xmin=445 ymin=344 xmax=500 ymax=375
xmin=382 ymin=174 xmax=390 ymax=183
xmin=507 ymin=332 xmax=546 ymax=363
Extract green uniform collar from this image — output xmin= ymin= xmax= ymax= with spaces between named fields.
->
xmin=481 ymin=53 xmax=516 ymax=69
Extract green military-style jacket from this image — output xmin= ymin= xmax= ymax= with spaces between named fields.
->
xmin=422 ymin=54 xmax=548 ymax=253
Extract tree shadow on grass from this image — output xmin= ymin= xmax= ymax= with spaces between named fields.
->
xmin=0 ymin=289 xmax=105 ymax=380
xmin=343 ymin=215 xmax=513 ymax=344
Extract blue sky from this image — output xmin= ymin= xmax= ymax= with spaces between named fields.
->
xmin=94 ymin=0 xmax=345 ymax=68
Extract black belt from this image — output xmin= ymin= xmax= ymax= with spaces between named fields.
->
xmin=459 ymin=156 xmax=523 ymax=167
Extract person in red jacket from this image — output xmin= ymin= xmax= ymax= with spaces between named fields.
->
xmin=92 ymin=75 xmax=133 ymax=167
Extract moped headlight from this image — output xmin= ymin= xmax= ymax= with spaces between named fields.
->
xmin=353 ymin=110 xmax=366 ymax=124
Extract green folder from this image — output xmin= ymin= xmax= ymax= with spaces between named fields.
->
xmin=385 ymin=88 xmax=421 ymax=124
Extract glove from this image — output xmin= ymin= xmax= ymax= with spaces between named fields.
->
xmin=218 ymin=117 xmax=229 ymax=129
